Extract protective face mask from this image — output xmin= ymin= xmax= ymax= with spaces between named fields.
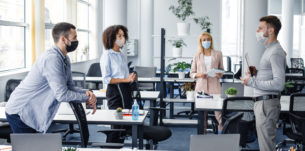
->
xmin=256 ymin=31 xmax=268 ymax=43
xmin=201 ymin=41 xmax=211 ymax=49
xmin=66 ymin=40 xmax=79 ymax=52
xmin=115 ymin=38 xmax=125 ymax=48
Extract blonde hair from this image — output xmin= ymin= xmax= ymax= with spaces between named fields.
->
xmin=197 ymin=32 xmax=214 ymax=54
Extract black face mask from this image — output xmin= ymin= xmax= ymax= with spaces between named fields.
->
xmin=65 ymin=40 xmax=79 ymax=52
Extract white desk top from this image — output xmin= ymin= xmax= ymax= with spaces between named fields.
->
xmin=0 ymin=107 xmax=147 ymax=125
xmin=74 ymin=76 xmax=241 ymax=84
xmin=195 ymin=95 xmax=290 ymax=112
xmin=0 ymin=145 xmax=159 ymax=151
xmin=93 ymin=90 xmax=160 ymax=100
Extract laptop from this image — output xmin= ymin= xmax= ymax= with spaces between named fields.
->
xmin=221 ymin=83 xmax=244 ymax=98
xmin=190 ymin=134 xmax=240 ymax=151
xmin=11 ymin=133 xmax=62 ymax=151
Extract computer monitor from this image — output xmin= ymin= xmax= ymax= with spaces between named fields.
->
xmin=221 ymin=83 xmax=244 ymax=98
xmin=190 ymin=134 xmax=240 ymax=151
xmin=11 ymin=133 xmax=62 ymax=151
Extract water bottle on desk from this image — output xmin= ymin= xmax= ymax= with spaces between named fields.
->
xmin=132 ymin=99 xmax=139 ymax=120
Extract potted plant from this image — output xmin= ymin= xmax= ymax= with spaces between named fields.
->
xmin=193 ymin=16 xmax=212 ymax=33
xmin=225 ymin=87 xmax=238 ymax=97
xmin=281 ymin=81 xmax=295 ymax=95
xmin=115 ymin=107 xmax=123 ymax=120
xmin=172 ymin=61 xmax=191 ymax=79
xmin=169 ymin=0 xmax=194 ymax=36
xmin=62 ymin=146 xmax=77 ymax=151
xmin=169 ymin=39 xmax=187 ymax=57
xmin=181 ymin=82 xmax=195 ymax=101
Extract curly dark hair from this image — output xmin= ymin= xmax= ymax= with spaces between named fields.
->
xmin=102 ymin=25 xmax=129 ymax=49
xmin=260 ymin=15 xmax=281 ymax=37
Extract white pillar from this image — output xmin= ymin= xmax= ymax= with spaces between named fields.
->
xmin=33 ymin=0 xmax=45 ymax=59
xmin=139 ymin=0 xmax=154 ymax=67
xmin=103 ymin=0 xmax=127 ymax=55
xmin=103 ymin=0 xmax=127 ymax=29
xmin=281 ymin=0 xmax=294 ymax=66
xmin=243 ymin=0 xmax=268 ymax=96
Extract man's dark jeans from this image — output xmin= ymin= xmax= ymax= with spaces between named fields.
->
xmin=5 ymin=112 xmax=37 ymax=133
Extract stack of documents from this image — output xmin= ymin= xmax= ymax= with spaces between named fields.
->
xmin=206 ymin=68 xmax=225 ymax=77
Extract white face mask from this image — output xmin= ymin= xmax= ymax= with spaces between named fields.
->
xmin=256 ymin=31 xmax=268 ymax=43
xmin=115 ymin=38 xmax=125 ymax=48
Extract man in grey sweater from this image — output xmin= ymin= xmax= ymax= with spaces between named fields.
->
xmin=240 ymin=16 xmax=286 ymax=151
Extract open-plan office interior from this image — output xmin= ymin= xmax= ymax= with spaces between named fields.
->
xmin=0 ymin=0 xmax=305 ymax=150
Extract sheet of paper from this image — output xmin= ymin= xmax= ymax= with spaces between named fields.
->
xmin=206 ymin=68 xmax=225 ymax=77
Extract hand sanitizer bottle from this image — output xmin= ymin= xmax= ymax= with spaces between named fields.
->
xmin=132 ymin=99 xmax=139 ymax=120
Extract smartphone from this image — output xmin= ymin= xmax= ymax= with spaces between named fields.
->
xmin=245 ymin=53 xmax=254 ymax=77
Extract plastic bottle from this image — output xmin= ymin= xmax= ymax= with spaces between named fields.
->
xmin=132 ymin=99 xmax=139 ymax=120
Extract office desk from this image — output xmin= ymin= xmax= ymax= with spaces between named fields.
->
xmin=93 ymin=90 xmax=159 ymax=126
xmin=0 ymin=145 xmax=159 ymax=151
xmin=0 ymin=108 xmax=148 ymax=149
xmin=195 ymin=95 xmax=290 ymax=134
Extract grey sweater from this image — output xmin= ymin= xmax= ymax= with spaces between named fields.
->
xmin=247 ymin=41 xmax=286 ymax=97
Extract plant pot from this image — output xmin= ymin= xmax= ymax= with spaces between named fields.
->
xmin=177 ymin=22 xmax=190 ymax=36
xmin=177 ymin=72 xmax=185 ymax=79
xmin=226 ymin=95 xmax=236 ymax=98
xmin=186 ymin=91 xmax=194 ymax=101
xmin=172 ymin=47 xmax=182 ymax=57
xmin=115 ymin=112 xmax=123 ymax=120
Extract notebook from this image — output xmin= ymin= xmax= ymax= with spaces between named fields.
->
xmin=11 ymin=133 xmax=62 ymax=151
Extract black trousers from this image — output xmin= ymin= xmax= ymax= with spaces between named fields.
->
xmin=106 ymin=83 xmax=132 ymax=143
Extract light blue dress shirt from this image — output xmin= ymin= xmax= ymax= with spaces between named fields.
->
xmin=5 ymin=46 xmax=88 ymax=133
xmin=100 ymin=49 xmax=129 ymax=84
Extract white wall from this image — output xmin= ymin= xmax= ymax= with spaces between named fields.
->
xmin=153 ymin=0 xmax=222 ymax=68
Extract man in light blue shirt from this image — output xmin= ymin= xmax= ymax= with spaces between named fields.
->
xmin=5 ymin=22 xmax=97 ymax=133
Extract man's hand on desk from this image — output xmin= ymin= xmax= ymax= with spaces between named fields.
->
xmin=86 ymin=90 xmax=97 ymax=114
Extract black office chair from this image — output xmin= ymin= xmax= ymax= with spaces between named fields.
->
xmin=1 ymin=79 xmax=21 ymax=142
xmin=67 ymin=102 xmax=124 ymax=148
xmin=87 ymin=63 xmax=102 ymax=89
xmin=5 ymin=79 xmax=22 ymax=102
xmin=277 ymin=93 xmax=305 ymax=151
xmin=99 ymin=80 xmax=172 ymax=149
xmin=222 ymin=97 xmax=256 ymax=147
xmin=291 ymin=58 xmax=304 ymax=70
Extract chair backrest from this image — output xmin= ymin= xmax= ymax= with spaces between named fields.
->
xmin=134 ymin=66 xmax=157 ymax=90
xmin=87 ymin=63 xmax=102 ymax=77
xmin=288 ymin=93 xmax=305 ymax=142
xmin=222 ymin=112 xmax=244 ymax=134
xmin=72 ymin=71 xmax=86 ymax=89
xmin=223 ymin=56 xmax=232 ymax=72
xmin=69 ymin=102 xmax=89 ymax=147
xmin=5 ymin=79 xmax=22 ymax=102
xmin=222 ymin=97 xmax=254 ymax=114
xmin=291 ymin=58 xmax=304 ymax=69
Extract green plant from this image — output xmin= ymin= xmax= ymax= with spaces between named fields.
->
xmin=62 ymin=147 xmax=77 ymax=151
xmin=282 ymin=81 xmax=295 ymax=95
xmin=225 ymin=87 xmax=238 ymax=96
xmin=116 ymin=107 xmax=122 ymax=112
xmin=169 ymin=39 xmax=187 ymax=48
xmin=181 ymin=82 xmax=195 ymax=91
xmin=172 ymin=61 xmax=191 ymax=72
xmin=193 ymin=16 xmax=212 ymax=31
xmin=169 ymin=0 xmax=194 ymax=21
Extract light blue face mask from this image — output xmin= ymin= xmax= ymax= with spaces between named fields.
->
xmin=201 ymin=41 xmax=211 ymax=49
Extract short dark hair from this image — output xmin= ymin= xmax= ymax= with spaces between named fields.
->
xmin=259 ymin=15 xmax=282 ymax=36
xmin=52 ymin=22 xmax=76 ymax=43
xmin=102 ymin=25 xmax=128 ymax=49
